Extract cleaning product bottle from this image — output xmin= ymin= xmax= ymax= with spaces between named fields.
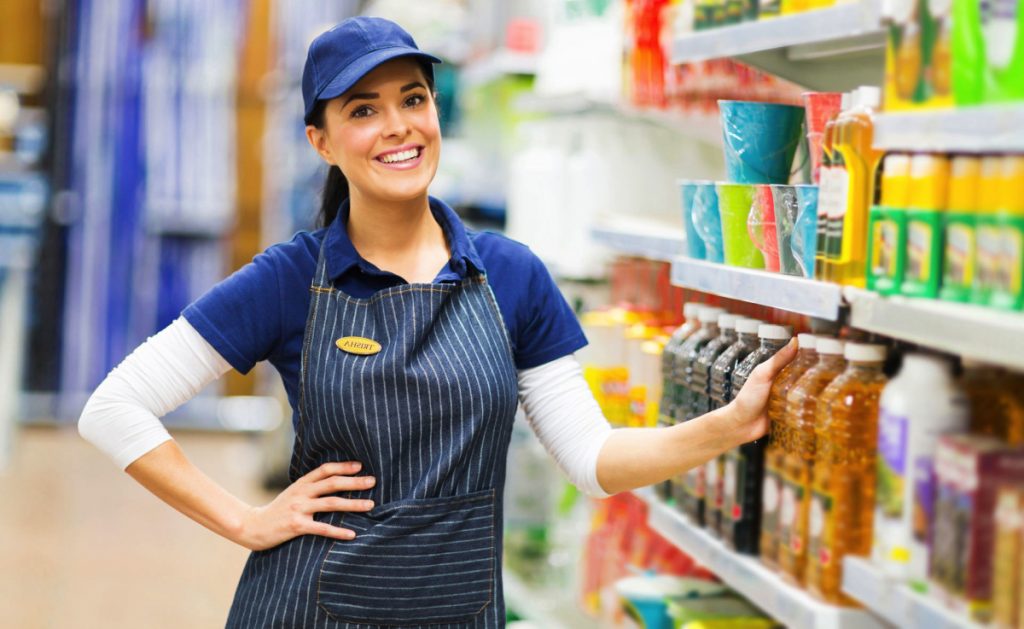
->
xmin=830 ymin=87 xmax=885 ymax=288
xmin=806 ymin=343 xmax=888 ymax=605
xmin=815 ymin=95 xmax=850 ymax=282
xmin=761 ymin=333 xmax=819 ymax=570
xmin=940 ymin=156 xmax=982 ymax=302
xmin=973 ymin=156 xmax=1005 ymax=305
xmin=703 ymin=317 xmax=763 ymax=534
xmin=952 ymin=0 xmax=986 ymax=105
xmin=656 ymin=302 xmax=704 ymax=500
xmin=671 ymin=306 xmax=726 ymax=507
xmin=990 ymin=155 xmax=1024 ymax=310
xmin=867 ymin=153 xmax=912 ymax=295
xmin=778 ymin=338 xmax=847 ymax=585
xmin=902 ymin=154 xmax=951 ymax=298
xmin=982 ymin=0 xmax=1024 ymax=102
xmin=961 ymin=361 xmax=1024 ymax=444
xmin=721 ymin=324 xmax=794 ymax=555
xmin=873 ymin=354 xmax=968 ymax=589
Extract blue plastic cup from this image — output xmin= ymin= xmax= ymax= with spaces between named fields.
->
xmin=691 ymin=182 xmax=724 ymax=263
xmin=793 ymin=185 xmax=820 ymax=278
xmin=719 ymin=100 xmax=806 ymax=184
xmin=679 ymin=180 xmax=708 ymax=260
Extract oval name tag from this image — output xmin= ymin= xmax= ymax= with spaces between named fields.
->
xmin=336 ymin=336 xmax=382 ymax=356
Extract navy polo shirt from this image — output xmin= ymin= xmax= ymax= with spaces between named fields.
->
xmin=182 ymin=197 xmax=588 ymax=418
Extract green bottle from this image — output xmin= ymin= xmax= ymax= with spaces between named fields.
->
xmin=983 ymin=0 xmax=1024 ymax=102
xmin=867 ymin=206 xmax=908 ymax=295
xmin=952 ymin=0 xmax=986 ymax=104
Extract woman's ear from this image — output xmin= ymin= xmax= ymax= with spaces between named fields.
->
xmin=305 ymin=125 xmax=334 ymax=165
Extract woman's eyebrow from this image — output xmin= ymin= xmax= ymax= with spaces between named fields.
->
xmin=400 ymin=82 xmax=426 ymax=92
xmin=343 ymin=92 xmax=378 ymax=107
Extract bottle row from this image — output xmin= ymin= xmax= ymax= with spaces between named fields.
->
xmin=655 ymin=302 xmax=1024 ymax=626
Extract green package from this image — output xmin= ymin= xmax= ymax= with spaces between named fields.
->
xmin=939 ymin=211 xmax=977 ymax=302
xmin=989 ymin=213 xmax=1024 ymax=309
xmin=867 ymin=205 xmax=907 ymax=295
xmin=902 ymin=209 xmax=944 ymax=298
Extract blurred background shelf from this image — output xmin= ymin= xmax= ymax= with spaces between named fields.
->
xmin=591 ymin=221 xmax=688 ymax=262
xmin=842 ymin=557 xmax=986 ymax=629
xmin=460 ymin=49 xmax=538 ymax=87
xmin=873 ymin=105 xmax=1024 ymax=153
xmin=503 ymin=570 xmax=592 ymax=629
xmin=670 ymin=258 xmax=845 ymax=320
xmin=636 ymin=489 xmax=887 ymax=629
xmin=670 ymin=0 xmax=885 ymax=91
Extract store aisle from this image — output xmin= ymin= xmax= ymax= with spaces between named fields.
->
xmin=0 ymin=427 xmax=274 ymax=628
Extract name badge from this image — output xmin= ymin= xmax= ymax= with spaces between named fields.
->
xmin=336 ymin=336 xmax=382 ymax=356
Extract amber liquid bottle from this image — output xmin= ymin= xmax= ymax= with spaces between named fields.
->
xmin=806 ymin=343 xmax=888 ymax=605
xmin=778 ymin=338 xmax=847 ymax=584
xmin=760 ymin=334 xmax=820 ymax=571
xmin=960 ymin=360 xmax=1024 ymax=445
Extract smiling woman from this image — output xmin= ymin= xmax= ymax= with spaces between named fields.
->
xmin=77 ymin=15 xmax=796 ymax=629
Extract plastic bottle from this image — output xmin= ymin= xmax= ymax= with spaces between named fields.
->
xmin=982 ymin=0 xmax=1024 ymax=103
xmin=901 ymin=154 xmax=951 ymax=298
xmin=991 ymin=155 xmax=1024 ymax=310
xmin=760 ymin=333 xmax=819 ymax=570
xmin=973 ymin=156 xmax=1005 ymax=305
xmin=721 ymin=324 xmax=794 ymax=554
xmin=806 ymin=343 xmax=888 ymax=605
xmin=669 ymin=306 xmax=726 ymax=506
xmin=873 ymin=354 xmax=968 ymax=588
xmin=702 ymin=317 xmax=763 ymax=533
xmin=940 ymin=156 xmax=982 ymax=302
xmin=814 ymin=94 xmax=849 ymax=282
xmin=778 ymin=338 xmax=847 ymax=585
xmin=960 ymin=360 xmax=1024 ymax=445
xmin=952 ymin=0 xmax=986 ymax=105
xmin=829 ymin=87 xmax=884 ymax=288
xmin=867 ymin=153 xmax=912 ymax=295
xmin=656 ymin=302 xmax=704 ymax=500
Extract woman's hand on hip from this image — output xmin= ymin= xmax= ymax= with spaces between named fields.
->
xmin=237 ymin=461 xmax=376 ymax=551
xmin=725 ymin=339 xmax=798 ymax=445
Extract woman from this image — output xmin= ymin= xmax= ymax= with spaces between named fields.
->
xmin=79 ymin=16 xmax=795 ymax=628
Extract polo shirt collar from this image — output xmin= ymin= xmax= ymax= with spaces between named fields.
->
xmin=322 ymin=196 xmax=485 ymax=282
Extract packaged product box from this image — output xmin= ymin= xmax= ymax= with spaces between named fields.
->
xmin=884 ymin=0 xmax=954 ymax=109
xmin=992 ymin=487 xmax=1024 ymax=629
xmin=866 ymin=205 xmax=907 ymax=294
xmin=931 ymin=435 xmax=1024 ymax=624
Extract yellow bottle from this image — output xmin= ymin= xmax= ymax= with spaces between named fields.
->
xmin=777 ymin=338 xmax=846 ymax=584
xmin=973 ymin=156 xmax=1005 ymax=305
xmin=830 ymin=87 xmax=885 ymax=287
xmin=990 ymin=156 xmax=1024 ymax=310
xmin=806 ymin=343 xmax=888 ymax=605
xmin=940 ymin=156 xmax=982 ymax=302
xmin=760 ymin=333 xmax=820 ymax=571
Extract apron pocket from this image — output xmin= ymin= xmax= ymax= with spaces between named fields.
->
xmin=317 ymin=488 xmax=496 ymax=625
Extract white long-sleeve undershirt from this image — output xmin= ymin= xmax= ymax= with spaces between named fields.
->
xmin=78 ymin=317 xmax=613 ymax=498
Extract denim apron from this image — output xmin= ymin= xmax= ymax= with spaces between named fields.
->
xmin=225 ymin=240 xmax=519 ymax=628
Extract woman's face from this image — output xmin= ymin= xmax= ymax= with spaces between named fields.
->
xmin=307 ymin=58 xmax=440 ymax=206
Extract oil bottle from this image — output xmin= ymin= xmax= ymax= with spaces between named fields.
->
xmin=760 ymin=333 xmax=819 ymax=570
xmin=778 ymin=338 xmax=847 ymax=584
xmin=960 ymin=360 xmax=1024 ymax=445
xmin=721 ymin=324 xmax=794 ymax=554
xmin=806 ymin=343 xmax=889 ymax=605
xmin=815 ymin=94 xmax=849 ymax=282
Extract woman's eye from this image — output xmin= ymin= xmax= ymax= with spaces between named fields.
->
xmin=351 ymin=105 xmax=373 ymax=119
xmin=404 ymin=94 xmax=425 ymax=107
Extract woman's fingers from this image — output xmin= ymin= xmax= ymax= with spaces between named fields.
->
xmin=301 ymin=461 xmax=363 ymax=484
xmin=303 ymin=520 xmax=358 ymax=541
xmin=308 ymin=496 xmax=375 ymax=514
xmin=307 ymin=474 xmax=376 ymax=496
xmin=752 ymin=338 xmax=798 ymax=382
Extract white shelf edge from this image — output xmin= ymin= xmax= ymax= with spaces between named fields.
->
xmin=671 ymin=257 xmax=844 ymax=321
xmin=842 ymin=556 xmax=987 ymax=629
xmin=591 ymin=224 xmax=689 ymax=262
xmin=461 ymin=50 xmax=538 ymax=87
xmin=671 ymin=0 xmax=883 ymax=64
xmin=874 ymin=105 xmax=1024 ymax=153
xmin=845 ymin=287 xmax=1024 ymax=371
xmin=635 ymin=489 xmax=886 ymax=629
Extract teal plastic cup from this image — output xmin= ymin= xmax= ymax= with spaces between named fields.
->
xmin=719 ymin=100 xmax=806 ymax=184
xmin=691 ymin=182 xmax=724 ymax=264
xmin=680 ymin=180 xmax=708 ymax=260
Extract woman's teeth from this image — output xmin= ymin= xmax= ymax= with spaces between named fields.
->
xmin=379 ymin=148 xmax=420 ymax=164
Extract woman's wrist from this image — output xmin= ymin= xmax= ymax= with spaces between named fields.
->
xmin=694 ymin=403 xmax=745 ymax=454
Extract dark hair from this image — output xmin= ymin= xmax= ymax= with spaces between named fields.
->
xmin=310 ymin=60 xmax=437 ymax=228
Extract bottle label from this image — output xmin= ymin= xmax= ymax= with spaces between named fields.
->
xmin=683 ymin=465 xmax=705 ymax=498
xmin=706 ymin=457 xmax=721 ymax=507
xmin=877 ymin=410 xmax=909 ymax=518
xmin=824 ymin=167 xmax=851 ymax=261
xmin=870 ymin=217 xmax=900 ymax=278
xmin=944 ymin=222 xmax=975 ymax=286
xmin=907 ymin=220 xmax=935 ymax=281
xmin=809 ymin=490 xmax=833 ymax=566
xmin=724 ymin=452 xmax=738 ymax=519
xmin=984 ymin=0 xmax=1020 ymax=70
xmin=912 ymin=455 xmax=937 ymax=544
xmin=977 ymin=223 xmax=1003 ymax=289
xmin=816 ymin=167 xmax=834 ymax=262
xmin=762 ymin=469 xmax=781 ymax=534
xmin=1000 ymin=222 xmax=1023 ymax=294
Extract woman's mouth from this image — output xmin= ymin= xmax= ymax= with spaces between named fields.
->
xmin=375 ymin=146 xmax=424 ymax=170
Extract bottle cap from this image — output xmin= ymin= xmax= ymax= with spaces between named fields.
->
xmin=797 ymin=333 xmax=817 ymax=349
xmin=718 ymin=313 xmax=739 ymax=330
xmin=816 ymin=338 xmax=845 ymax=355
xmin=758 ymin=324 xmax=793 ymax=341
xmin=683 ymin=302 xmax=703 ymax=320
xmin=735 ymin=318 xmax=763 ymax=335
xmin=858 ymin=85 xmax=881 ymax=109
xmin=845 ymin=343 xmax=887 ymax=362
xmin=699 ymin=307 xmax=725 ymax=324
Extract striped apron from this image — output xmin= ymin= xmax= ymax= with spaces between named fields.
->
xmin=225 ymin=240 xmax=519 ymax=628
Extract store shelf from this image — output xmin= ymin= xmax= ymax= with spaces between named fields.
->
xmin=503 ymin=569 xmax=591 ymax=629
xmin=670 ymin=1 xmax=885 ymax=91
xmin=873 ymin=105 xmax=1024 ymax=153
xmin=845 ymin=287 xmax=1024 ymax=371
xmin=461 ymin=49 xmax=538 ymax=87
xmin=671 ymin=257 xmax=844 ymax=320
xmin=635 ymin=489 xmax=886 ymax=629
xmin=591 ymin=222 xmax=689 ymax=262
xmin=842 ymin=557 xmax=985 ymax=629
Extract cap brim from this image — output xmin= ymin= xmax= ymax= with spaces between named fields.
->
xmin=314 ymin=46 xmax=442 ymax=111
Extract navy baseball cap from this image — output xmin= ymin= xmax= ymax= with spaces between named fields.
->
xmin=302 ymin=17 xmax=442 ymax=125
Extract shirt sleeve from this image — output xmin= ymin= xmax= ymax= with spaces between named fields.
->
xmin=181 ymin=249 xmax=283 ymax=374
xmin=512 ymin=252 xmax=588 ymax=369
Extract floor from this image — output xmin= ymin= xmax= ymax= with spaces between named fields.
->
xmin=0 ymin=425 xmax=276 ymax=629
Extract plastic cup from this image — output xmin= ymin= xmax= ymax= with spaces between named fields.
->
xmin=792 ymin=185 xmax=820 ymax=278
xmin=716 ymin=182 xmax=764 ymax=269
xmin=692 ymin=182 xmax=724 ymax=263
xmin=719 ymin=100 xmax=806 ymax=184
xmin=802 ymin=92 xmax=842 ymax=184
xmin=748 ymin=184 xmax=781 ymax=272
xmin=679 ymin=180 xmax=708 ymax=260
xmin=771 ymin=184 xmax=802 ymax=275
